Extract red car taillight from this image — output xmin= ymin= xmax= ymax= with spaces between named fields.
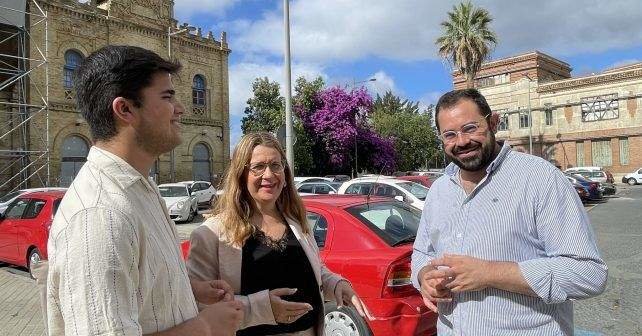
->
xmin=382 ymin=256 xmax=416 ymax=298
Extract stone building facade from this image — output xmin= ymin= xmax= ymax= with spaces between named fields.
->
xmin=453 ymin=51 xmax=642 ymax=176
xmin=0 ymin=0 xmax=230 ymax=193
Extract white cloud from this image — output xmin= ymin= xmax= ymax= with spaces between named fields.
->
xmin=173 ymin=0 xmax=240 ymax=20
xmin=418 ymin=91 xmax=443 ymax=111
xmin=369 ymin=71 xmax=398 ymax=97
xmin=227 ymin=0 xmax=642 ymax=63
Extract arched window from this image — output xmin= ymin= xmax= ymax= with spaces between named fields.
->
xmin=63 ymin=50 xmax=83 ymax=88
xmin=59 ymin=135 xmax=89 ymax=187
xmin=192 ymin=143 xmax=211 ymax=182
xmin=192 ymin=75 xmax=206 ymax=106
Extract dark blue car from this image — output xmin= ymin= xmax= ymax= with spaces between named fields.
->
xmin=565 ymin=173 xmax=603 ymax=201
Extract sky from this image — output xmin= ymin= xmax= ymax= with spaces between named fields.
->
xmin=173 ymin=0 xmax=642 ymax=149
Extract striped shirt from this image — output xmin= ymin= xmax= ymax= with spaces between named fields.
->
xmin=46 ymin=146 xmax=199 ymax=336
xmin=411 ymin=143 xmax=607 ymax=335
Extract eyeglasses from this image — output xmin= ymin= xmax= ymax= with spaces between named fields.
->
xmin=439 ymin=116 xmax=491 ymax=143
xmin=246 ymin=161 xmax=285 ymax=176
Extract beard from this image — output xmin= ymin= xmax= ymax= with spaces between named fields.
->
xmin=446 ymin=133 xmax=497 ymax=172
xmin=135 ymin=116 xmax=182 ymax=156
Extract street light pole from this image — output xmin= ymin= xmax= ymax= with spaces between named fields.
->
xmin=166 ymin=24 xmax=195 ymax=182
xmin=283 ymin=0 xmax=294 ymax=168
xmin=350 ymin=78 xmax=376 ymax=177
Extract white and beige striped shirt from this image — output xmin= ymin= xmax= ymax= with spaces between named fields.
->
xmin=46 ymin=146 xmax=198 ymax=336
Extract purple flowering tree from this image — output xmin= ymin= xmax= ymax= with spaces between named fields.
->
xmin=297 ymin=86 xmax=396 ymax=173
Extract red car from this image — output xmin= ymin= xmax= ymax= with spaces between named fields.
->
xmin=397 ymin=175 xmax=433 ymax=188
xmin=181 ymin=195 xmax=437 ymax=336
xmin=0 ymin=190 xmax=65 ymax=276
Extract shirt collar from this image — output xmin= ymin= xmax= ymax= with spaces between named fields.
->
xmin=86 ymin=146 xmax=154 ymax=192
xmin=445 ymin=141 xmax=512 ymax=178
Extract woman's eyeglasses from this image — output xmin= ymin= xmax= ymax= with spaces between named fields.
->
xmin=246 ymin=162 xmax=285 ymax=176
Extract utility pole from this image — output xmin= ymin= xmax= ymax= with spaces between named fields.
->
xmin=283 ymin=0 xmax=294 ymax=167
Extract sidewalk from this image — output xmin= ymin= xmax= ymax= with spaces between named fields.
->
xmin=0 ymin=268 xmax=44 ymax=336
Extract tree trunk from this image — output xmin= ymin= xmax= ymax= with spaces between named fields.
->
xmin=465 ymin=73 xmax=475 ymax=89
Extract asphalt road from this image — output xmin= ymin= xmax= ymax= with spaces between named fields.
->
xmin=575 ymin=185 xmax=642 ymax=336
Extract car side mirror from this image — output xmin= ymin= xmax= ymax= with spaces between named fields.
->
xmin=394 ymin=195 xmax=404 ymax=202
xmin=329 ymin=191 xmax=336 ymax=195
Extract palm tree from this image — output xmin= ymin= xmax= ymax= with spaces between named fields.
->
xmin=436 ymin=1 xmax=498 ymax=88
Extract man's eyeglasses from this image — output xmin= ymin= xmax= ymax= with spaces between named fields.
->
xmin=439 ymin=115 xmax=491 ymax=143
xmin=246 ymin=161 xmax=285 ymax=176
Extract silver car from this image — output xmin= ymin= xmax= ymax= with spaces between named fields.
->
xmin=158 ymin=183 xmax=198 ymax=222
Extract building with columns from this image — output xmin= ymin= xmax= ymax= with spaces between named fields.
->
xmin=0 ymin=0 xmax=230 ymax=194
xmin=453 ymin=51 xmax=642 ymax=176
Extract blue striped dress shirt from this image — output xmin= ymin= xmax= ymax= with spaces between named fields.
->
xmin=411 ymin=143 xmax=607 ymax=335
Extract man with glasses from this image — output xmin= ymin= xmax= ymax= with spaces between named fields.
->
xmin=411 ymin=89 xmax=606 ymax=335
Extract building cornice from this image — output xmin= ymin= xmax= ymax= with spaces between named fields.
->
xmin=537 ymin=68 xmax=642 ymax=93
xmin=42 ymin=1 xmax=231 ymax=54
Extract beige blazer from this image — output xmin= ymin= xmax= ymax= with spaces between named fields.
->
xmin=186 ymin=215 xmax=344 ymax=336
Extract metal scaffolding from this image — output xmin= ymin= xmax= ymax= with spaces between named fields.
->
xmin=0 ymin=0 xmax=49 ymax=193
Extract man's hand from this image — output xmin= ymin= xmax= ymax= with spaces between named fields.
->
xmin=197 ymin=300 xmax=243 ymax=336
xmin=191 ymin=279 xmax=234 ymax=304
xmin=431 ymin=254 xmax=490 ymax=293
xmin=333 ymin=280 xmax=366 ymax=317
xmin=417 ymin=265 xmax=453 ymax=313
xmin=269 ymin=288 xmax=313 ymax=324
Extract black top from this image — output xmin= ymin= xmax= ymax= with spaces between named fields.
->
xmin=237 ymin=225 xmax=322 ymax=336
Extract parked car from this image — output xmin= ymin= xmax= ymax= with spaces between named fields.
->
xmin=180 ymin=195 xmax=438 ymax=336
xmin=296 ymin=181 xmax=344 ymax=195
xmin=573 ymin=182 xmax=589 ymax=203
xmin=565 ymin=174 xmax=603 ymax=201
xmin=324 ymin=174 xmax=351 ymax=182
xmin=397 ymin=175 xmax=433 ymax=188
xmin=179 ymin=181 xmax=217 ymax=210
xmin=337 ymin=178 xmax=427 ymax=210
xmin=158 ymin=183 xmax=198 ymax=222
xmin=293 ymin=176 xmax=334 ymax=187
xmin=564 ymin=167 xmax=609 ymax=183
xmin=623 ymin=167 xmax=642 ymax=185
xmin=0 ymin=187 xmax=67 ymax=215
xmin=0 ymin=189 xmax=66 ymax=276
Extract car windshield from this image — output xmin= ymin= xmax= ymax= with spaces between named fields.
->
xmin=159 ymin=186 xmax=188 ymax=197
xmin=346 ymin=201 xmax=421 ymax=246
xmin=329 ymin=182 xmax=343 ymax=190
xmin=0 ymin=191 xmax=21 ymax=203
xmin=396 ymin=182 xmax=428 ymax=200
xmin=571 ymin=174 xmax=592 ymax=183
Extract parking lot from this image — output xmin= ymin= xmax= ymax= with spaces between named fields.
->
xmin=1 ymin=188 xmax=640 ymax=336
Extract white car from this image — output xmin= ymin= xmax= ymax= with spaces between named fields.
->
xmin=623 ymin=168 xmax=642 ymax=185
xmin=296 ymin=182 xmax=343 ymax=195
xmin=158 ymin=183 xmax=198 ymax=222
xmin=293 ymin=177 xmax=333 ymax=187
xmin=337 ymin=178 xmax=428 ymax=210
xmin=0 ymin=187 xmax=67 ymax=215
xmin=179 ymin=181 xmax=217 ymax=210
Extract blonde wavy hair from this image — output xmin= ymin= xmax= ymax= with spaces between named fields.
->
xmin=213 ymin=132 xmax=308 ymax=246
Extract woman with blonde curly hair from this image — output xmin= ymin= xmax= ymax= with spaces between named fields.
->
xmin=186 ymin=132 xmax=364 ymax=336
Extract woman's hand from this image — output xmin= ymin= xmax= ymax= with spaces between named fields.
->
xmin=191 ymin=279 xmax=234 ymax=305
xmin=269 ymin=288 xmax=313 ymax=324
xmin=334 ymin=280 xmax=366 ymax=317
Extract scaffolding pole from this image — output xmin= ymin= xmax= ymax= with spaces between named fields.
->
xmin=0 ymin=0 xmax=49 ymax=194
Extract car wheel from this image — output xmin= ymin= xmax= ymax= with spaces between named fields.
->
xmin=187 ymin=207 xmax=196 ymax=222
xmin=324 ymin=302 xmax=372 ymax=336
xmin=27 ymin=248 xmax=42 ymax=279
xmin=628 ymin=178 xmax=637 ymax=186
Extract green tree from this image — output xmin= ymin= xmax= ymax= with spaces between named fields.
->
xmin=241 ymin=77 xmax=284 ymax=133
xmin=436 ymin=1 xmax=497 ymax=88
xmin=372 ymin=91 xmax=439 ymax=171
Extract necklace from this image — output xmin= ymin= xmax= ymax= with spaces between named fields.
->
xmin=253 ymin=227 xmax=289 ymax=252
